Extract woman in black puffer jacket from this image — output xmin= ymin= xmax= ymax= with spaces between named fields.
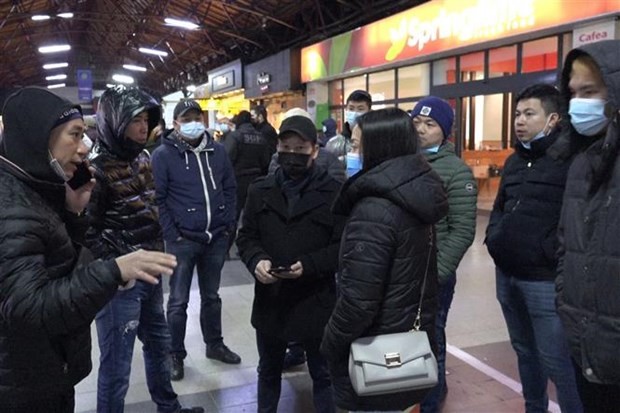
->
xmin=321 ymin=108 xmax=448 ymax=412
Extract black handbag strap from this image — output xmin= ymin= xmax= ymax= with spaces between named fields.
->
xmin=413 ymin=226 xmax=433 ymax=331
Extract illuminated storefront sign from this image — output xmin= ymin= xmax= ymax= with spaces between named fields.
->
xmin=301 ymin=0 xmax=620 ymax=82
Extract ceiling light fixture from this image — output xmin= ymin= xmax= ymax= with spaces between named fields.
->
xmin=32 ymin=15 xmax=51 ymax=21
xmin=164 ymin=17 xmax=200 ymax=30
xmin=106 ymin=84 xmax=116 ymax=88
xmin=57 ymin=12 xmax=74 ymax=19
xmin=47 ymin=83 xmax=66 ymax=89
xmin=123 ymin=64 xmax=147 ymax=72
xmin=112 ymin=74 xmax=134 ymax=84
xmin=138 ymin=47 xmax=168 ymax=57
xmin=43 ymin=62 xmax=69 ymax=70
xmin=38 ymin=44 xmax=71 ymax=54
xmin=186 ymin=85 xmax=197 ymax=92
xmin=46 ymin=74 xmax=67 ymax=81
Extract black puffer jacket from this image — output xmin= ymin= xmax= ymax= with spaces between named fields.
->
xmin=486 ymin=130 xmax=571 ymax=281
xmin=321 ymin=154 xmax=448 ymax=411
xmin=554 ymin=40 xmax=620 ymax=384
xmin=86 ymin=87 xmax=163 ymax=257
xmin=0 ymin=87 xmax=121 ymax=408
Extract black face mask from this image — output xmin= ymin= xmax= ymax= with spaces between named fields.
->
xmin=278 ymin=152 xmax=312 ymax=180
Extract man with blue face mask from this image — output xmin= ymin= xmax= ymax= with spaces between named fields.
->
xmin=325 ymin=90 xmax=372 ymax=171
xmin=486 ymin=85 xmax=582 ymax=413
xmin=152 ymin=99 xmax=241 ymax=382
xmin=550 ymin=39 xmax=620 ymax=413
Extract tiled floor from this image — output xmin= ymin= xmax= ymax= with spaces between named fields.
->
xmin=75 ymin=210 xmax=562 ymax=413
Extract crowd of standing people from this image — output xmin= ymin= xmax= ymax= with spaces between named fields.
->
xmin=0 ymin=39 xmax=619 ymax=413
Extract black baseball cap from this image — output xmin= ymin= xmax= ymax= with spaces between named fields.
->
xmin=278 ymin=115 xmax=317 ymax=144
xmin=173 ymin=99 xmax=202 ymax=119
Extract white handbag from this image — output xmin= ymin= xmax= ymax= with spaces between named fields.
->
xmin=348 ymin=228 xmax=438 ymax=396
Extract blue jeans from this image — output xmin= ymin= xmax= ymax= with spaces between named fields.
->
xmin=421 ymin=273 xmax=456 ymax=413
xmin=96 ymin=280 xmax=180 ymax=413
xmin=166 ymin=235 xmax=228 ymax=358
xmin=256 ymin=330 xmax=335 ymax=413
xmin=496 ymin=269 xmax=583 ymax=413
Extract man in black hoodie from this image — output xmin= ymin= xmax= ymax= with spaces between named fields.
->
xmin=485 ymin=84 xmax=582 ymax=413
xmin=552 ymin=39 xmax=620 ymax=412
xmin=0 ymin=87 xmax=176 ymax=412
xmin=86 ymin=86 xmax=203 ymax=413
xmin=251 ymin=104 xmax=278 ymax=154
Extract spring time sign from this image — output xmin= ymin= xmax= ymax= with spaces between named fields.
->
xmin=301 ymin=0 xmax=620 ymax=82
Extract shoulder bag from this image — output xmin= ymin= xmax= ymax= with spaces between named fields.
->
xmin=348 ymin=227 xmax=438 ymax=396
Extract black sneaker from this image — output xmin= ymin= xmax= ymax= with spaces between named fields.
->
xmin=206 ymin=344 xmax=241 ymax=364
xmin=179 ymin=408 xmax=205 ymax=413
xmin=170 ymin=355 xmax=184 ymax=381
xmin=282 ymin=348 xmax=306 ymax=370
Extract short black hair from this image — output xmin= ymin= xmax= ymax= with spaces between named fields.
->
xmin=234 ymin=110 xmax=252 ymax=126
xmin=252 ymin=104 xmax=267 ymax=119
xmin=357 ymin=108 xmax=418 ymax=171
xmin=346 ymin=90 xmax=372 ymax=108
xmin=515 ymin=84 xmax=561 ymax=115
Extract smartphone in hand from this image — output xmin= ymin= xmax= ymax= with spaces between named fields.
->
xmin=268 ymin=266 xmax=292 ymax=278
xmin=67 ymin=162 xmax=93 ymax=190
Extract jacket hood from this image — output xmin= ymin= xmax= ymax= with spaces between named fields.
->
xmin=551 ymin=40 xmax=620 ymax=159
xmin=334 ymin=153 xmax=448 ymax=225
xmin=322 ymin=117 xmax=337 ymax=138
xmin=560 ymin=40 xmax=620 ymax=115
xmin=550 ymin=40 xmax=620 ymax=190
xmin=0 ymin=87 xmax=82 ymax=183
xmin=96 ymin=86 xmax=161 ymax=161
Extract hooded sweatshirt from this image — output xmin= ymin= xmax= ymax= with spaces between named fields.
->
xmin=85 ymin=87 xmax=164 ymax=259
xmin=554 ymin=40 xmax=620 ymax=385
xmin=0 ymin=87 xmax=121 ymax=406
xmin=151 ymin=127 xmax=237 ymax=244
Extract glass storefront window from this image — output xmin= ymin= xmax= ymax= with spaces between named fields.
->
xmin=398 ymin=64 xmax=430 ymax=98
xmin=343 ymin=75 xmax=368 ymax=102
xmin=368 ymin=70 xmax=395 ymax=102
xmin=460 ymin=51 xmax=485 ymax=82
xmin=433 ymin=57 xmax=457 ymax=85
xmin=522 ymin=36 xmax=558 ymax=73
xmin=562 ymin=33 xmax=572 ymax=63
xmin=489 ymin=45 xmax=517 ymax=78
xmin=329 ymin=80 xmax=343 ymax=106
xmin=330 ymin=109 xmax=344 ymax=133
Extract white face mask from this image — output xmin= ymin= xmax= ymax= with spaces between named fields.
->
xmin=569 ymin=98 xmax=610 ymax=136
xmin=179 ymin=121 xmax=205 ymax=141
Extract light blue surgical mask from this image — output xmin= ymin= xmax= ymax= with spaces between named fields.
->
xmin=219 ymin=123 xmax=230 ymax=133
xmin=423 ymin=145 xmax=441 ymax=154
xmin=345 ymin=110 xmax=362 ymax=128
xmin=520 ymin=115 xmax=553 ymax=149
xmin=569 ymin=98 xmax=610 ymax=136
xmin=180 ymin=121 xmax=205 ymax=141
xmin=346 ymin=152 xmax=362 ymax=177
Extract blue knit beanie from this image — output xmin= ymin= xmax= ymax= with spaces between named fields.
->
xmin=411 ymin=96 xmax=454 ymax=139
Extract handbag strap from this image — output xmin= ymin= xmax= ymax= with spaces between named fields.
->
xmin=413 ymin=226 xmax=433 ymax=331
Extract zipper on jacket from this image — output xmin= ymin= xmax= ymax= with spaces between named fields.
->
xmin=193 ymin=152 xmax=213 ymax=241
